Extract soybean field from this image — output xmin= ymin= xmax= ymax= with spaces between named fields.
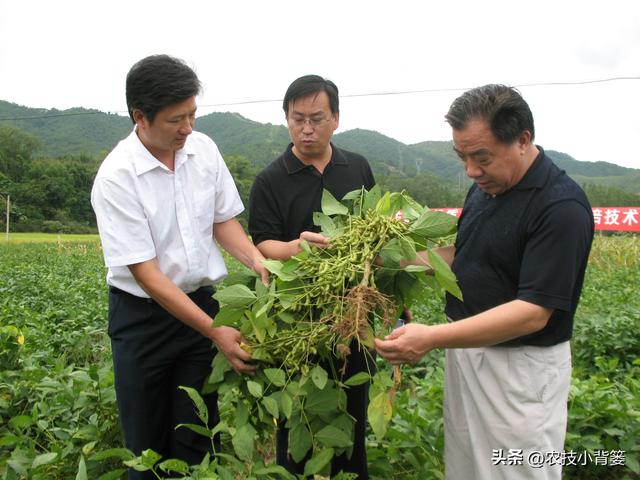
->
xmin=0 ymin=235 xmax=638 ymax=479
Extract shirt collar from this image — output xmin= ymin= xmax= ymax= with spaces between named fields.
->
xmin=513 ymin=145 xmax=550 ymax=191
xmin=128 ymin=126 xmax=195 ymax=176
xmin=282 ymin=142 xmax=346 ymax=174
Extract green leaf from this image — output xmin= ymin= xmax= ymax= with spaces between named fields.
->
xmin=368 ymin=391 xmax=393 ymax=441
xmin=344 ymin=371 xmax=371 ymax=386
xmin=363 ymin=185 xmax=382 ymax=213
xmin=311 ymin=365 xmax=328 ymax=390
xmin=75 ymin=454 xmax=87 ymax=480
xmin=262 ymin=395 xmax=279 ymax=419
xmin=81 ymin=441 xmax=97 ymax=456
xmin=0 ymin=434 xmax=19 ymax=447
xmin=314 ymin=425 xmax=353 ymax=448
xmin=321 ymin=189 xmax=348 ymax=216
xmin=289 ymin=422 xmax=313 ymax=463
xmin=141 ymin=449 xmax=162 ymax=468
xmin=262 ymin=259 xmax=299 ymax=281
xmin=303 ymin=448 xmax=335 ymax=476
xmin=212 ymin=307 xmax=244 ymax=327
xmin=264 ymin=368 xmax=286 ymax=387
xmin=428 ymin=249 xmax=462 ymax=300
xmin=277 ymin=311 xmax=295 ymax=324
xmin=32 ymin=452 xmax=58 ymax=469
xmin=341 ymin=188 xmax=364 ymax=201
xmin=246 ymin=380 xmax=263 ymax=398
xmin=379 ymin=238 xmax=404 ymax=267
xmin=305 ymin=387 xmax=339 ymax=414
xmin=90 ymin=448 xmax=135 ymax=462
xmin=232 ymin=424 xmax=256 ymax=462
xmin=178 ymin=386 xmax=209 ymax=425
xmin=254 ymin=464 xmax=295 ymax=476
xmin=208 ymin=351 xmax=232 ymax=384
xmin=175 ymin=423 xmax=212 ymax=438
xmin=397 ymin=235 xmax=417 ymax=261
xmin=280 ymin=390 xmax=293 ymax=419
xmin=375 ymin=191 xmax=392 ymax=215
xmin=158 ymin=459 xmax=190 ymax=474
xmin=9 ymin=415 xmax=33 ymax=430
xmin=97 ymin=470 xmax=128 ymax=480
xmin=213 ymin=284 xmax=256 ymax=307
xmin=409 ymin=209 xmax=457 ymax=238
xmin=313 ymin=212 xmax=340 ymax=237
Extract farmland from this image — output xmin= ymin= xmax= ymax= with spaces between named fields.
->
xmin=0 ymin=235 xmax=638 ymax=479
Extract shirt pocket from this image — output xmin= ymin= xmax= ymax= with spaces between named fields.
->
xmin=195 ymin=187 xmax=216 ymax=234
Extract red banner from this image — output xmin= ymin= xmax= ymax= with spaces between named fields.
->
xmin=432 ymin=207 xmax=640 ymax=232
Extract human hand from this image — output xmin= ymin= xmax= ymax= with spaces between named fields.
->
xmin=211 ymin=326 xmax=256 ymax=374
xmin=298 ymin=231 xmax=330 ymax=250
xmin=251 ymin=254 xmax=270 ymax=286
xmin=374 ymin=323 xmax=432 ymax=365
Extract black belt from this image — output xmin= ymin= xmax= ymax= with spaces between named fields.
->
xmin=109 ymin=285 xmax=213 ymax=304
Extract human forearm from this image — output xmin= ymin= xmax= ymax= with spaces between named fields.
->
xmin=257 ymin=231 xmax=330 ymax=260
xmin=375 ymin=299 xmax=552 ymax=364
xmin=214 ymin=218 xmax=264 ymax=270
xmin=426 ymin=300 xmax=552 ymax=349
xmin=256 ymin=239 xmax=300 ymax=260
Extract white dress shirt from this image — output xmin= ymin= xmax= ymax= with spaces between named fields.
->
xmin=91 ymin=128 xmax=243 ymax=297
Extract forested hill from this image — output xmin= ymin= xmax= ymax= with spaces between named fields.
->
xmin=1 ymin=99 xmax=639 ymax=193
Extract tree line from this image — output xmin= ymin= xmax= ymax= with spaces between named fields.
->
xmin=0 ymin=125 xmax=637 ymax=234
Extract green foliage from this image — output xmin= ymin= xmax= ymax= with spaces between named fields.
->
xmin=1 ymin=100 xmax=638 ymax=235
xmin=206 ymin=187 xmax=459 ymax=474
xmin=0 ymin=217 xmax=639 ymax=479
xmin=0 ymin=242 xmax=120 ymax=479
xmin=0 ymin=125 xmax=40 ymax=183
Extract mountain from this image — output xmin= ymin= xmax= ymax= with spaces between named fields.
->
xmin=1 ymin=100 xmax=638 ymax=193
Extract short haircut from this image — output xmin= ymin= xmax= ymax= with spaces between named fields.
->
xmin=282 ymin=75 xmax=339 ymax=115
xmin=125 ymin=54 xmax=202 ymax=124
xmin=445 ymin=84 xmax=535 ymax=144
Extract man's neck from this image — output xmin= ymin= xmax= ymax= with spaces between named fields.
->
xmin=292 ymin=144 xmax=333 ymax=174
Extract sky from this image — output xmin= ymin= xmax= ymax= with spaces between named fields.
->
xmin=1 ymin=0 xmax=639 ymax=170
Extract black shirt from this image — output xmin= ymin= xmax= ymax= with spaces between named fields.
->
xmin=249 ymin=143 xmax=375 ymax=244
xmin=444 ymin=147 xmax=594 ymax=346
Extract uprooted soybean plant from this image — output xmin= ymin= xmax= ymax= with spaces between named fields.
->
xmin=197 ymin=186 xmax=461 ymax=477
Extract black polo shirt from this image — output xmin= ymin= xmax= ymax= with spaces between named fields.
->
xmin=444 ymin=147 xmax=594 ymax=346
xmin=248 ymin=143 xmax=375 ymax=244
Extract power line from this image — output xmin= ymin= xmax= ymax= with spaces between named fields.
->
xmin=1 ymin=76 xmax=639 ymax=122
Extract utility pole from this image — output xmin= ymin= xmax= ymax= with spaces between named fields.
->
xmin=5 ymin=194 xmax=8 ymax=242
xmin=1 ymin=192 xmax=8 ymax=241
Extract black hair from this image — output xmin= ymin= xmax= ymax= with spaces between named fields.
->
xmin=282 ymin=75 xmax=339 ymax=115
xmin=125 ymin=54 xmax=202 ymax=124
xmin=445 ymin=84 xmax=535 ymax=143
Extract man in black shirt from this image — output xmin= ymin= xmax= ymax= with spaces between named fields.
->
xmin=249 ymin=75 xmax=374 ymax=479
xmin=375 ymin=84 xmax=593 ymax=480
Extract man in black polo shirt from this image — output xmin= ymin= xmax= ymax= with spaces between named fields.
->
xmin=375 ymin=84 xmax=594 ymax=479
xmin=249 ymin=75 xmax=374 ymax=479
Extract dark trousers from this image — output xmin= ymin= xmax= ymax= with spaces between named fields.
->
xmin=276 ymin=341 xmax=374 ymax=480
xmin=108 ymin=286 xmax=220 ymax=480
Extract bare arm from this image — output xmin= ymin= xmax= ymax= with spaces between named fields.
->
xmin=375 ymin=299 xmax=552 ymax=364
xmin=256 ymin=231 xmax=330 ymax=260
xmin=128 ymin=260 xmax=255 ymax=374
xmin=213 ymin=218 xmax=269 ymax=284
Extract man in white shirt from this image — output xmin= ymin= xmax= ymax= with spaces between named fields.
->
xmin=91 ymin=54 xmax=267 ymax=478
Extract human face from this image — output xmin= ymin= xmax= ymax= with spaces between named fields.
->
xmin=452 ymin=118 xmax=530 ymax=196
xmin=286 ymin=91 xmax=339 ymax=163
xmin=134 ymin=96 xmax=197 ymax=161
